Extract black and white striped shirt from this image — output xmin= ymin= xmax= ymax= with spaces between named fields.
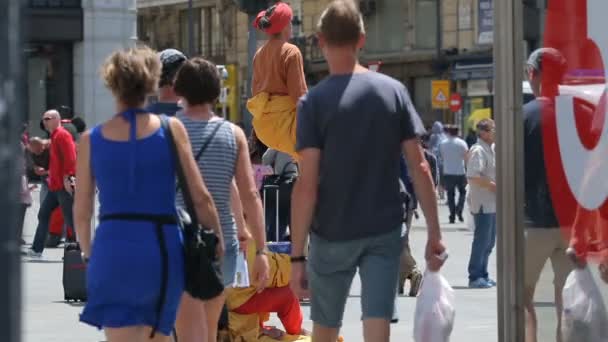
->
xmin=176 ymin=113 xmax=238 ymax=241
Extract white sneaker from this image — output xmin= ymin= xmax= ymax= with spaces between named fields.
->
xmin=22 ymin=249 xmax=42 ymax=259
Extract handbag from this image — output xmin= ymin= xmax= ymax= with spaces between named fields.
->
xmin=160 ymin=115 xmax=224 ymax=300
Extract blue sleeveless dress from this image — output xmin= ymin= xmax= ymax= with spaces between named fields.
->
xmin=79 ymin=119 xmax=184 ymax=336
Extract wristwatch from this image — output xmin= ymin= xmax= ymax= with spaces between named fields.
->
xmin=290 ymin=256 xmax=308 ymax=263
xmin=255 ymin=248 xmax=267 ymax=256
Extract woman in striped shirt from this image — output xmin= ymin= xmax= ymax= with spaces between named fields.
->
xmin=172 ymin=57 xmax=270 ymax=342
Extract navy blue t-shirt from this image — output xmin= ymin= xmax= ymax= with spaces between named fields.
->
xmin=296 ymin=71 xmax=425 ymax=241
xmin=147 ymin=102 xmax=182 ymax=116
xmin=523 ymin=98 xmax=559 ymax=228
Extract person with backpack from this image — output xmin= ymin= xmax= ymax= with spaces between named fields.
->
xmin=396 ymin=142 xmax=439 ymax=298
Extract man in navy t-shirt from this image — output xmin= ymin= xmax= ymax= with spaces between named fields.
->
xmin=288 ymin=2 xmax=446 ymax=341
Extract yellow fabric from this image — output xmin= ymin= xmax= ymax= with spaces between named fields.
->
xmin=246 ymin=93 xmax=298 ymax=159
xmin=467 ymin=108 xmax=492 ymax=131
xmin=227 ymin=312 xmax=311 ymax=342
xmin=226 ymin=240 xmax=292 ymax=310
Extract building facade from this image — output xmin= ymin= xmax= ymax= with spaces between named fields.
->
xmin=25 ymin=0 xmax=137 ymax=137
xmin=136 ymin=0 xmax=543 ymax=126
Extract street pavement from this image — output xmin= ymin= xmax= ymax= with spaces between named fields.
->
xmin=19 ymin=190 xmax=608 ymax=341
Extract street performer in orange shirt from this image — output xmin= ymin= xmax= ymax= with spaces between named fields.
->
xmin=247 ymin=1 xmax=307 ymax=159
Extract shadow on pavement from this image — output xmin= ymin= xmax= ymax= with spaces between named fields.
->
xmin=22 ymin=259 xmax=63 ymax=264
xmin=52 ymin=300 xmax=86 ymax=307
xmin=450 ymin=285 xmax=496 ymax=291
xmin=533 ymin=301 xmax=556 ymax=308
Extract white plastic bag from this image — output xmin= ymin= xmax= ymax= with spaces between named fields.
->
xmin=233 ymin=251 xmax=250 ymax=288
xmin=561 ymin=267 xmax=608 ymax=342
xmin=413 ymin=271 xmax=455 ymax=342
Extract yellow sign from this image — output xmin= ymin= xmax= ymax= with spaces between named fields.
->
xmin=431 ymin=80 xmax=450 ymax=109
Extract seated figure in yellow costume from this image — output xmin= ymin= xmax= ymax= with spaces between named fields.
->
xmin=225 ymin=230 xmax=310 ymax=342
xmin=247 ymin=1 xmax=307 ymax=159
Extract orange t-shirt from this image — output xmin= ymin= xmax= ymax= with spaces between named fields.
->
xmin=252 ymin=39 xmax=308 ymax=104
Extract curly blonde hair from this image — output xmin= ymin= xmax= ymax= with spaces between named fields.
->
xmin=101 ymin=46 xmax=161 ymax=107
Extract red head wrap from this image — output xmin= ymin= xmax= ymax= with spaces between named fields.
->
xmin=253 ymin=2 xmax=293 ymax=35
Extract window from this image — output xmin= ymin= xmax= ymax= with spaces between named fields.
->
xmin=363 ymin=0 xmax=406 ymax=54
xmin=288 ymin=0 xmax=303 ymax=37
xmin=415 ymin=0 xmax=438 ymax=49
xmin=200 ymin=6 xmax=224 ymax=61
xmin=179 ymin=9 xmax=201 ymax=55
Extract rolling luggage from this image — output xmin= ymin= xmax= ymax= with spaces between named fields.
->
xmin=63 ymin=242 xmax=87 ymax=301
xmin=263 ymin=184 xmax=291 ymax=255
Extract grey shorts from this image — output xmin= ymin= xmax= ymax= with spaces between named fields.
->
xmin=308 ymin=228 xmax=402 ymax=328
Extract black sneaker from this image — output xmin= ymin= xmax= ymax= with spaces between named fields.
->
xmin=458 ymin=213 xmax=464 ymax=222
xmin=45 ymin=234 xmax=62 ymax=248
xmin=449 ymin=216 xmax=455 ymax=224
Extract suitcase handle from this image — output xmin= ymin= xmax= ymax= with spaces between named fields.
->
xmin=262 ymin=184 xmax=280 ymax=242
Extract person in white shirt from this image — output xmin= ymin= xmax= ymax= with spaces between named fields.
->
xmin=439 ymin=125 xmax=469 ymax=223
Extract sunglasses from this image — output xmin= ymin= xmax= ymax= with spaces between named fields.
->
xmin=43 ymin=117 xmax=54 ymax=121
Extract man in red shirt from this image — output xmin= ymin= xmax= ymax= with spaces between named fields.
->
xmin=24 ymin=109 xmax=77 ymax=258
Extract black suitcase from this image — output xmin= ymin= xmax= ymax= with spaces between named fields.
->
xmin=63 ymin=242 xmax=87 ymax=302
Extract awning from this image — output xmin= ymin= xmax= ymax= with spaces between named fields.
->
xmin=451 ymin=56 xmax=494 ymax=80
xmin=451 ymin=62 xmax=494 ymax=80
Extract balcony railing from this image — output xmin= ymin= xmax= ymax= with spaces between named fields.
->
xmin=291 ymin=34 xmax=325 ymax=65
xmin=29 ymin=0 xmax=81 ymax=8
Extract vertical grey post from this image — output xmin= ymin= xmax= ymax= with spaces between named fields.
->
xmin=436 ymin=0 xmax=442 ymax=58
xmin=494 ymin=0 xmax=525 ymax=341
xmin=0 ymin=0 xmax=22 ymax=341
xmin=188 ymin=0 xmax=194 ymax=56
xmin=243 ymin=13 xmax=258 ymax=136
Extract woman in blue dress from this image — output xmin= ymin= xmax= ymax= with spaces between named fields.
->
xmin=73 ymin=46 xmax=223 ymax=342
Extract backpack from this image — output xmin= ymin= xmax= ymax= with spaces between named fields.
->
xmin=399 ymin=150 xmax=439 ymax=222
xmin=399 ymin=178 xmax=414 ymax=223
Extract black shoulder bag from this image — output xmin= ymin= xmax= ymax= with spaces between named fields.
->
xmin=160 ymin=116 xmax=224 ymax=300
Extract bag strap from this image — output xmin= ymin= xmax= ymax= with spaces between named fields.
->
xmin=160 ymin=115 xmax=199 ymax=227
xmin=194 ymin=120 xmax=226 ymax=163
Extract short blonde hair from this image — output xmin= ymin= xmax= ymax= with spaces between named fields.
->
xmin=101 ymin=46 xmax=161 ymax=107
xmin=317 ymin=0 xmax=365 ymax=46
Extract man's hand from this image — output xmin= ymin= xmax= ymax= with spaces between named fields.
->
xmin=64 ymin=176 xmax=75 ymax=195
xmin=34 ymin=167 xmax=47 ymax=176
xmin=290 ymin=262 xmax=310 ymax=299
xmin=215 ymin=233 xmax=225 ymax=260
xmin=566 ymin=247 xmax=587 ymax=269
xmin=425 ymin=238 xmax=447 ymax=272
xmin=253 ymin=253 xmax=270 ymax=293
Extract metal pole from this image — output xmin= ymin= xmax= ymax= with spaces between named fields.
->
xmin=0 ymin=0 xmax=23 ymax=341
xmin=494 ymin=0 xmax=525 ymax=341
xmin=188 ymin=0 xmax=194 ymax=56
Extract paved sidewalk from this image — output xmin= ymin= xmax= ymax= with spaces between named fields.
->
xmin=21 ymin=191 xmax=500 ymax=342
xmin=25 ymin=192 xmax=608 ymax=341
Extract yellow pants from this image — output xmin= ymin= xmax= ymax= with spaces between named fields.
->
xmin=247 ymin=93 xmax=298 ymax=160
